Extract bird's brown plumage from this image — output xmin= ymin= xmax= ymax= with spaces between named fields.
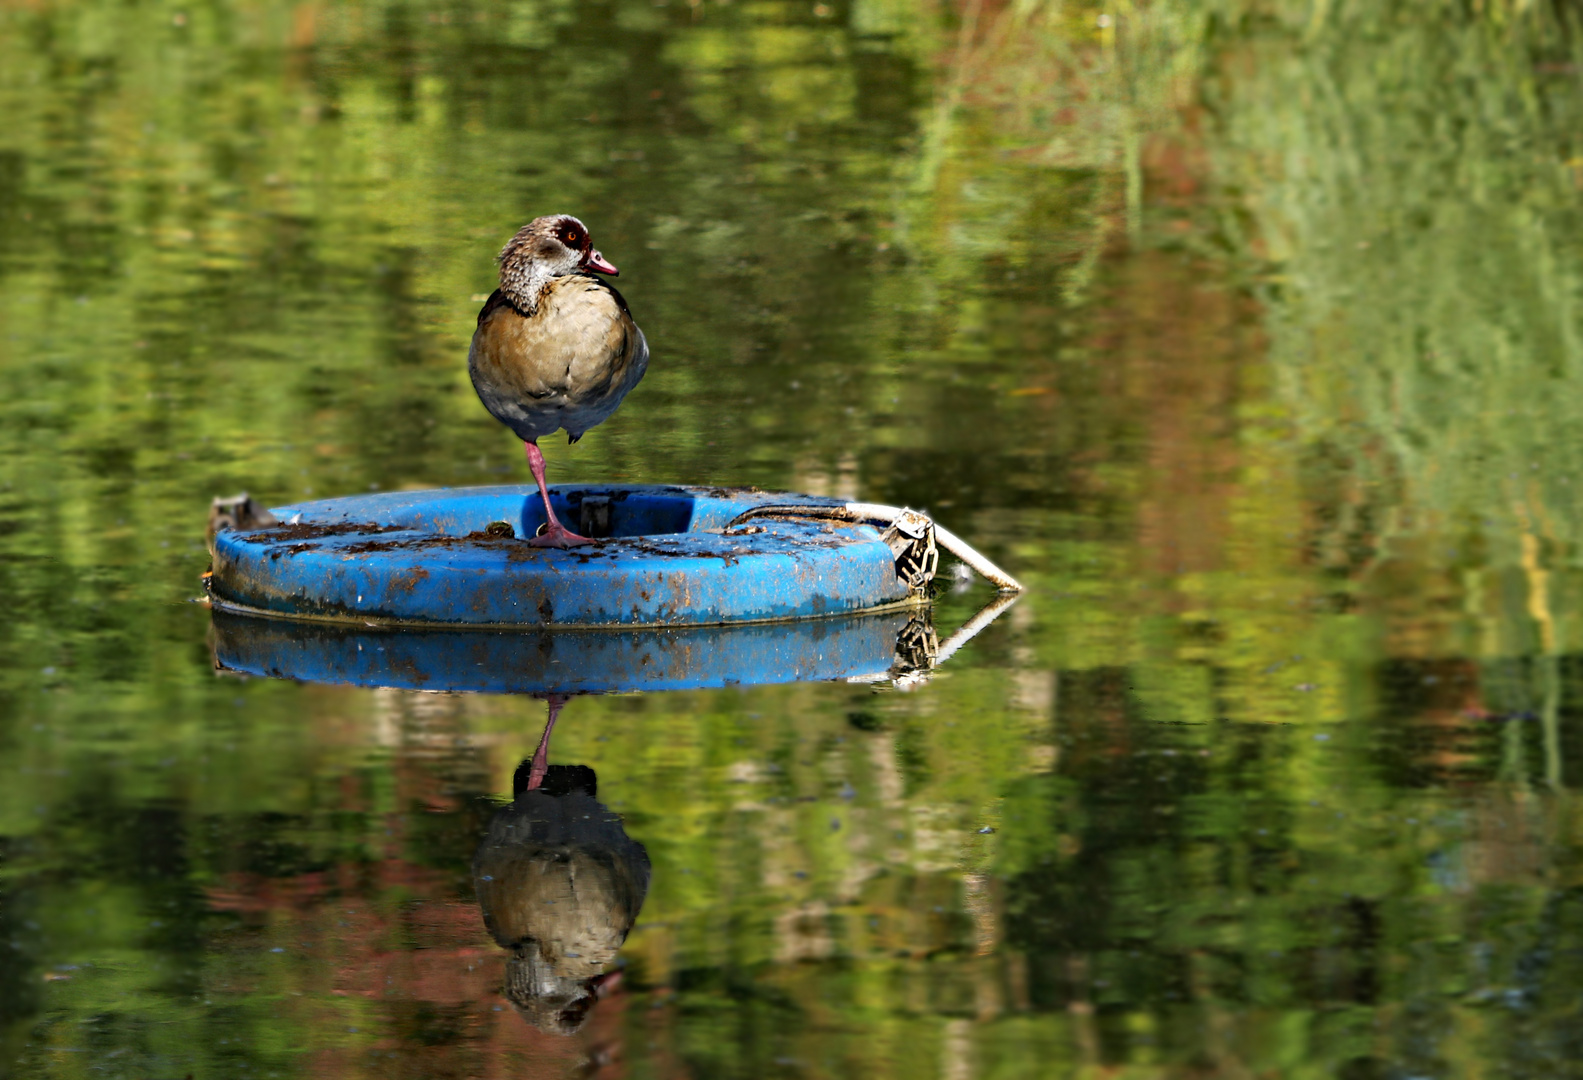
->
xmin=469 ymin=278 xmax=646 ymax=443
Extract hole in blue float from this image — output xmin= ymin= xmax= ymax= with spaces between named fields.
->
xmin=521 ymin=488 xmax=696 ymax=539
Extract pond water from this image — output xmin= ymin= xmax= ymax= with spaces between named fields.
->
xmin=4 ymin=0 xmax=1583 ymax=1077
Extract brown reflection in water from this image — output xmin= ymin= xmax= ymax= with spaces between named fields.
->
xmin=1093 ymin=245 xmax=1264 ymax=584
xmin=473 ymin=697 xmax=651 ymax=1036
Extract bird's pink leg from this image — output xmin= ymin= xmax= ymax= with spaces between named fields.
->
xmin=524 ymin=694 xmax=568 ymax=791
xmin=524 ymin=440 xmax=592 ymax=548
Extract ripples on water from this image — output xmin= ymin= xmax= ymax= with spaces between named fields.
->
xmin=3 ymin=0 xmax=1583 ymax=1076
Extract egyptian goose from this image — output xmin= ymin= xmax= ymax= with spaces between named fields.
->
xmin=469 ymin=215 xmax=649 ymax=547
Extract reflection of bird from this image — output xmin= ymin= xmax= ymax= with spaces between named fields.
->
xmin=468 ymin=215 xmax=649 ymax=548
xmin=472 ymin=697 xmax=651 ymax=1035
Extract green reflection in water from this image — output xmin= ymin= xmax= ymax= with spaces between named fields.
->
xmin=2 ymin=0 xmax=1583 ymax=1077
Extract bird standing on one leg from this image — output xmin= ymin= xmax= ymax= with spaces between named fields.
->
xmin=468 ymin=215 xmax=649 ymax=548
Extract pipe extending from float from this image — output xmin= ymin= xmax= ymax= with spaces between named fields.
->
xmin=843 ymin=503 xmax=1023 ymax=593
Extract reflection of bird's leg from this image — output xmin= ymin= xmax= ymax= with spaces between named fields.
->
xmin=589 ymin=969 xmax=623 ymax=997
xmin=525 ymin=694 xmax=568 ymax=791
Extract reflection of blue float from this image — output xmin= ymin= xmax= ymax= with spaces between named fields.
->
xmin=207 ymin=485 xmax=939 ymax=628
xmin=209 ymin=606 xmax=940 ymax=694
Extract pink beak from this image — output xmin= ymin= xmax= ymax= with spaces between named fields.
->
xmin=585 ymin=249 xmax=619 ymax=276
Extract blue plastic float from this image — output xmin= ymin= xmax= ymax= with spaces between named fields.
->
xmin=206 ymin=485 xmax=953 ymax=629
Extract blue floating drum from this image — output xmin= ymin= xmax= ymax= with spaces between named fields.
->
xmin=205 ymin=485 xmax=978 ymax=628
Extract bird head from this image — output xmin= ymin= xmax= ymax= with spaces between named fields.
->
xmin=497 ymin=214 xmax=619 ymax=311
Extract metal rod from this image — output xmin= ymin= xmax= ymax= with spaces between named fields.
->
xmin=843 ymin=502 xmax=1023 ymax=592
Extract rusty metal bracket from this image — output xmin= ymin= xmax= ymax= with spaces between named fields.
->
xmin=207 ymin=492 xmax=279 ymax=553
xmin=877 ymin=508 xmax=938 ymax=593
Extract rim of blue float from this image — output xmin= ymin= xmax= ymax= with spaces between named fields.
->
xmin=203 ymin=590 xmax=927 ymax=632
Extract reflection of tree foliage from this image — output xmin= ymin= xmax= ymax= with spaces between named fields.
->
xmin=1201 ymin=2 xmax=1583 ymax=595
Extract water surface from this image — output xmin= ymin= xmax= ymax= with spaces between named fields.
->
xmin=3 ymin=0 xmax=1583 ymax=1077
